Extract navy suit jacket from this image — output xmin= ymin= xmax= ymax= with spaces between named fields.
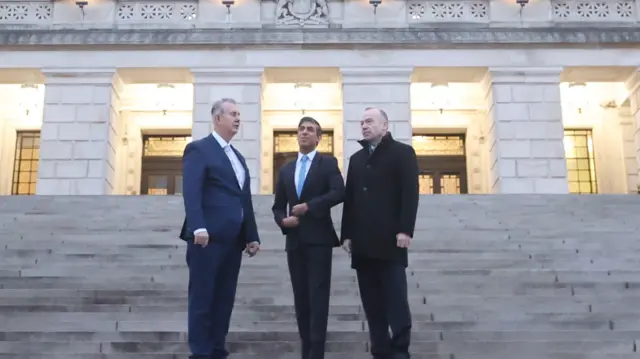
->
xmin=272 ymin=154 xmax=344 ymax=251
xmin=179 ymin=134 xmax=260 ymax=246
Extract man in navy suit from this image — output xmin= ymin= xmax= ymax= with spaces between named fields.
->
xmin=271 ymin=117 xmax=345 ymax=359
xmin=180 ymin=98 xmax=261 ymax=359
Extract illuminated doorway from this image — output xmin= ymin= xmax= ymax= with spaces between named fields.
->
xmin=413 ymin=134 xmax=468 ymax=194
xmin=140 ymin=135 xmax=190 ymax=195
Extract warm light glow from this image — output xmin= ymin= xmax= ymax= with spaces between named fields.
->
xmin=293 ymin=83 xmax=313 ymax=111
xmin=156 ymin=84 xmax=176 ymax=114
xmin=567 ymin=82 xmax=588 ymax=112
xmin=563 ymin=135 xmax=574 ymax=153
xmin=430 ymin=82 xmax=451 ymax=110
xmin=19 ymin=84 xmax=39 ymax=116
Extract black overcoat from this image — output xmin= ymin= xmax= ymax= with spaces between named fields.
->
xmin=340 ymin=132 xmax=420 ymax=268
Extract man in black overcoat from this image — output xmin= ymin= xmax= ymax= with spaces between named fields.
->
xmin=340 ymin=107 xmax=420 ymax=359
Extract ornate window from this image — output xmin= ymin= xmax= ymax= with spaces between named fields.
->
xmin=12 ymin=131 xmax=40 ymax=195
xmin=412 ymin=135 xmax=465 ymax=156
xmin=143 ymin=135 xmax=191 ymax=157
xmin=564 ymin=129 xmax=597 ymax=194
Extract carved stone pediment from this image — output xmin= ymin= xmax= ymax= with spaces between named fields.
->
xmin=263 ymin=0 xmax=330 ymax=27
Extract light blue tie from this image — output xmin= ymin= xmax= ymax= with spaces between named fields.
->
xmin=296 ymin=155 xmax=309 ymax=198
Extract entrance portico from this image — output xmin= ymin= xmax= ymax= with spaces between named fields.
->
xmin=0 ymin=64 xmax=639 ymax=196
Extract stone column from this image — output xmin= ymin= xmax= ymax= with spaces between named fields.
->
xmin=482 ymin=67 xmax=568 ymax=194
xmin=191 ymin=68 xmax=263 ymax=194
xmin=626 ymin=68 xmax=640 ymax=194
xmin=340 ymin=67 xmax=413 ymax=170
xmin=37 ymin=69 xmax=123 ymax=195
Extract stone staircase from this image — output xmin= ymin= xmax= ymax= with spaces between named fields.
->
xmin=1 ymin=194 xmax=640 ymax=359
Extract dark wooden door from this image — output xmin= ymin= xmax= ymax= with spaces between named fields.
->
xmin=417 ymin=156 xmax=468 ymax=194
xmin=140 ymin=135 xmax=189 ymax=196
xmin=272 ymin=131 xmax=334 ymax=194
xmin=413 ymin=134 xmax=467 ymax=195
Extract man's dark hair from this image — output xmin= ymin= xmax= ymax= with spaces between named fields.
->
xmin=298 ymin=116 xmax=323 ymax=137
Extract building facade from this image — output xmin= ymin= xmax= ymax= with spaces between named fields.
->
xmin=0 ymin=0 xmax=639 ymax=196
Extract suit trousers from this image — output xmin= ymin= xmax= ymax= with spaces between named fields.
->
xmin=355 ymin=257 xmax=412 ymax=359
xmin=287 ymin=244 xmax=334 ymax=359
xmin=186 ymin=236 xmax=243 ymax=359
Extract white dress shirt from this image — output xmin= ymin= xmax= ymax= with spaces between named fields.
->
xmin=294 ymin=150 xmax=317 ymax=189
xmin=193 ymin=131 xmax=246 ymax=235
xmin=212 ymin=131 xmax=245 ymax=189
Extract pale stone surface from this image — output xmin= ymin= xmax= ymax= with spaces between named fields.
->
xmin=1 ymin=195 xmax=640 ymax=357
xmin=484 ymin=67 xmax=569 ymax=194
xmin=1 ymin=0 xmax=639 ymax=30
xmin=340 ymin=67 xmax=412 ymax=169
xmin=191 ymin=68 xmax=264 ymax=194
xmin=625 ymin=69 xmax=640 ymax=194
xmin=1 ymin=28 xmax=640 ymax=46
xmin=36 ymin=69 xmax=122 ymax=195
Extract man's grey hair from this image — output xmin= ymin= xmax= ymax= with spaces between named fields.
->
xmin=211 ymin=98 xmax=237 ymax=118
xmin=365 ymin=107 xmax=389 ymax=122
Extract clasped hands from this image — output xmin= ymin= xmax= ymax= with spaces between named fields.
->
xmin=281 ymin=203 xmax=308 ymax=228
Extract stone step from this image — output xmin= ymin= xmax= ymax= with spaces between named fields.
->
xmin=1 ymin=283 xmax=629 ymax=296
xmin=3 ymin=354 xmax=640 ymax=359
xmin=7 ymin=277 xmax=638 ymax=290
xmin=7 ymin=250 xmax=639 ymax=262
xmin=2 ymin=195 xmax=640 ymax=359
xmin=2 ymin=311 xmax=640 ymax=324
xmin=0 ymin=317 xmax=637 ymax=332
xmin=0 ymin=340 xmax=634 ymax=354
xmin=4 ymin=269 xmax=640 ymax=280
xmin=2 ymin=329 xmax=640 ymax=342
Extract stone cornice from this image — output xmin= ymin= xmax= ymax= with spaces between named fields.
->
xmin=0 ymin=27 xmax=639 ymax=47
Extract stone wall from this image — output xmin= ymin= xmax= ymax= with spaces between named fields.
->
xmin=483 ymin=67 xmax=568 ymax=194
xmin=627 ymin=70 xmax=640 ymax=193
xmin=36 ymin=70 xmax=123 ymax=195
xmin=0 ymin=0 xmax=638 ymax=32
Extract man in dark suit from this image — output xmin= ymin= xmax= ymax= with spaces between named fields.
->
xmin=180 ymin=98 xmax=261 ymax=359
xmin=271 ymin=116 xmax=345 ymax=359
xmin=340 ymin=107 xmax=419 ymax=359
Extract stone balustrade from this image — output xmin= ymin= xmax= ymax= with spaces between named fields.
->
xmin=0 ymin=0 xmax=637 ymax=29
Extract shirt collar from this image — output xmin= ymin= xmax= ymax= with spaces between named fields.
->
xmin=211 ymin=131 xmax=230 ymax=149
xmin=298 ymin=149 xmax=317 ymax=163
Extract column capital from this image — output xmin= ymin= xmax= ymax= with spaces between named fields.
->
xmin=340 ymin=67 xmax=414 ymax=85
xmin=190 ymin=68 xmax=264 ymax=85
xmin=41 ymin=68 xmax=120 ymax=85
xmin=484 ymin=67 xmax=563 ymax=85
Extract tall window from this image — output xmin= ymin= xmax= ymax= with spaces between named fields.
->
xmin=12 ymin=131 xmax=40 ymax=195
xmin=564 ymin=129 xmax=597 ymax=194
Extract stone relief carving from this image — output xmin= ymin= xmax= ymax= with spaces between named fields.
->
xmin=275 ymin=0 xmax=329 ymax=26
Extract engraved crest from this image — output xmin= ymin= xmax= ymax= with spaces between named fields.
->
xmin=275 ymin=0 xmax=329 ymax=26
